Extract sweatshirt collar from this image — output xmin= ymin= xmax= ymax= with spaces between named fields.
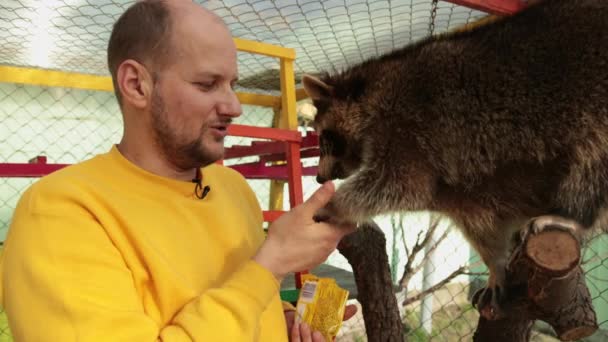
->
xmin=107 ymin=145 xmax=203 ymax=198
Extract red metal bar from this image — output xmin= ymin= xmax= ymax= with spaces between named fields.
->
xmin=0 ymin=163 xmax=69 ymax=177
xmin=260 ymin=148 xmax=319 ymax=164
xmin=224 ymin=140 xmax=285 ymax=159
xmin=262 ymin=210 xmax=285 ymax=222
xmin=443 ymin=0 xmax=525 ymax=15
xmin=229 ymin=161 xmax=317 ymax=180
xmin=227 ymin=124 xmax=301 ymax=142
xmin=224 ymin=133 xmax=318 ymax=160
xmin=302 ymin=133 xmax=319 ymax=146
xmin=286 ymin=142 xmax=304 ymax=208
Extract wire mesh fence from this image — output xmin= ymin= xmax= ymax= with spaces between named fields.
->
xmin=0 ymin=0 xmax=488 ymax=91
xmin=1 ymin=0 xmax=607 ymax=341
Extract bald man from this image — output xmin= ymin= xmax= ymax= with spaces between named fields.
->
xmin=0 ymin=1 xmax=355 ymax=341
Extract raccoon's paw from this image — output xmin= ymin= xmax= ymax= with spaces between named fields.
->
xmin=472 ymin=285 xmax=506 ymax=321
xmin=312 ymin=206 xmax=333 ymax=223
xmin=312 ymin=202 xmax=355 ymax=226
xmin=471 ymin=282 xmax=507 ymax=321
xmin=472 ymin=266 xmax=508 ymax=321
xmin=521 ymin=215 xmax=583 ymax=242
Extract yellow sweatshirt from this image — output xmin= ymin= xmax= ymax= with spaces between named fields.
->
xmin=0 ymin=146 xmax=289 ymax=341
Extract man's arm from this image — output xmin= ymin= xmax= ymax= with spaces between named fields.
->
xmin=0 ymin=207 xmax=279 ymax=341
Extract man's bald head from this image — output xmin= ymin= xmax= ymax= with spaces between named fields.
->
xmin=107 ymin=0 xmax=230 ymax=105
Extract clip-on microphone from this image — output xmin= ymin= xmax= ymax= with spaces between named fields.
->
xmin=192 ymin=169 xmax=211 ymax=199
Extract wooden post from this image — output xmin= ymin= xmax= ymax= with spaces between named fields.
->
xmin=338 ymin=221 xmax=405 ymax=342
xmin=473 ymin=220 xmax=598 ymax=341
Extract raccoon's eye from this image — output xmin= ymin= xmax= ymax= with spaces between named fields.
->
xmin=320 ymin=129 xmax=347 ymax=157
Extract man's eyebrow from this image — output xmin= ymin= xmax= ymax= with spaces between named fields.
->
xmin=194 ymin=72 xmax=238 ymax=83
xmin=194 ymin=72 xmax=221 ymax=79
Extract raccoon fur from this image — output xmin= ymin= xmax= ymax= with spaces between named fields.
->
xmin=302 ymin=0 xmax=608 ymax=318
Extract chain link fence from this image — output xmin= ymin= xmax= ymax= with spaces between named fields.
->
xmin=1 ymin=0 xmax=607 ymax=341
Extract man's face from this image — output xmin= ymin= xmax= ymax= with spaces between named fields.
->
xmin=148 ymin=19 xmax=241 ymax=170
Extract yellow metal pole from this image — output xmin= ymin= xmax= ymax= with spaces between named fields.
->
xmin=269 ymin=55 xmax=298 ymax=211
xmin=295 ymin=87 xmax=309 ymax=101
xmin=0 ymin=66 xmax=281 ymax=107
xmin=0 ymin=65 xmax=113 ymax=92
xmin=234 ymin=38 xmax=296 ymax=60
xmin=268 ymin=106 xmax=286 ymax=211
xmin=279 ymin=59 xmax=298 ymax=130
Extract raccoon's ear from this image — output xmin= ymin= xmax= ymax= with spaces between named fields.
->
xmin=302 ymin=74 xmax=333 ymax=100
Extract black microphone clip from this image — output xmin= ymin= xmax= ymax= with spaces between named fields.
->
xmin=192 ymin=170 xmax=211 ymax=199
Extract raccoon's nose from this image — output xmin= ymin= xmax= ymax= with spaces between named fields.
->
xmin=316 ymin=175 xmax=327 ymax=184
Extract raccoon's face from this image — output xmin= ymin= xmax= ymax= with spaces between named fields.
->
xmin=302 ymin=74 xmax=364 ymax=184
xmin=315 ymin=125 xmax=362 ymax=183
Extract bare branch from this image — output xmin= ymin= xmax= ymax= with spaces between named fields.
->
xmin=398 ymin=215 xmax=447 ymax=289
xmin=402 ymin=265 xmax=468 ymax=306
xmin=419 ymin=214 xmax=441 ymax=248
xmin=421 ymin=225 xmax=451 ymax=263
xmin=398 ymin=262 xmax=414 ymax=289
xmin=402 ymin=260 xmax=425 ymax=287
xmin=395 ymin=216 xmax=410 ymax=257
xmin=413 ymin=229 xmax=425 ymax=254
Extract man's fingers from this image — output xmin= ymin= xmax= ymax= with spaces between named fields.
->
xmin=301 ymin=322 xmax=313 ymax=342
xmin=291 ymin=322 xmax=301 ymax=342
xmin=343 ymin=304 xmax=358 ymax=321
xmin=312 ymin=331 xmax=325 ymax=342
xmin=285 ymin=310 xmax=295 ymax=334
xmin=302 ymin=182 xmax=335 ymax=214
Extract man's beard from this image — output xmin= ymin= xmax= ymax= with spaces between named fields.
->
xmin=150 ymin=88 xmax=221 ymax=170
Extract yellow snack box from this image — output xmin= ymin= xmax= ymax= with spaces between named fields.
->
xmin=294 ymin=273 xmax=350 ymax=341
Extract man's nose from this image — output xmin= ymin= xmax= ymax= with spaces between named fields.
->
xmin=218 ymin=88 xmax=242 ymax=118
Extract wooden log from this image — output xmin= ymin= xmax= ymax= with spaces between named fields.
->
xmin=338 ymin=221 xmax=405 ymax=342
xmin=474 ymin=219 xmax=598 ymax=341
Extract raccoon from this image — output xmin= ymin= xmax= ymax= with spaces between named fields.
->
xmin=303 ymin=0 xmax=608 ymax=319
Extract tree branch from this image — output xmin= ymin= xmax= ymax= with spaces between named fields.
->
xmin=338 ymin=221 xmax=405 ymax=341
xmin=401 ymin=227 xmax=451 ymax=288
xmin=402 ymin=265 xmax=468 ymax=306
xmin=398 ymin=215 xmax=445 ymax=289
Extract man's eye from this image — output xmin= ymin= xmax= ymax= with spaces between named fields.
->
xmin=195 ymin=82 xmax=216 ymax=91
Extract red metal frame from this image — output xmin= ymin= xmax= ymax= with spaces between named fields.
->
xmin=0 ymin=157 xmax=70 ymax=177
xmin=263 ymin=210 xmax=284 ymax=222
xmin=443 ymin=0 xmax=525 ymax=15
xmin=227 ymin=124 xmax=301 ymax=142
xmin=0 ymin=162 xmax=69 ymax=177
xmin=230 ymin=161 xmax=317 ymax=180
xmin=0 ymin=127 xmax=318 ymax=235
xmin=224 ymin=134 xmax=318 ymax=160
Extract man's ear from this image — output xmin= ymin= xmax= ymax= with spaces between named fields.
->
xmin=116 ymin=59 xmax=154 ymax=109
xmin=302 ymin=74 xmax=332 ymax=100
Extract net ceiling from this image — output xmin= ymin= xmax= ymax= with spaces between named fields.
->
xmin=0 ymin=0 xmax=489 ymax=93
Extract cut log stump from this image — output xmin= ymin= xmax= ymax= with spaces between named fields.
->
xmin=474 ymin=219 xmax=598 ymax=341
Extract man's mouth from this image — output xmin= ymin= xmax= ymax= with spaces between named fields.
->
xmin=209 ymin=122 xmax=230 ymax=138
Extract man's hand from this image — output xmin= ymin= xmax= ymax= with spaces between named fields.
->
xmin=285 ymin=304 xmax=358 ymax=342
xmin=290 ymin=322 xmax=325 ymax=342
xmin=253 ymin=181 xmax=356 ymax=281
